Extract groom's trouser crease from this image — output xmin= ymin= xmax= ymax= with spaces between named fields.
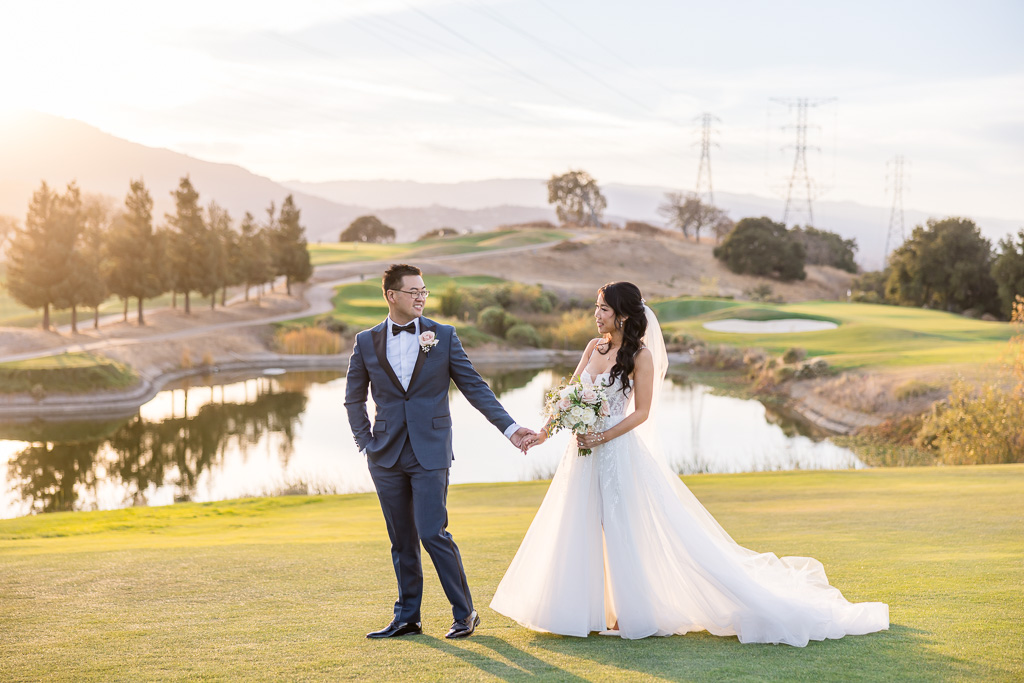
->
xmin=368 ymin=438 xmax=474 ymax=624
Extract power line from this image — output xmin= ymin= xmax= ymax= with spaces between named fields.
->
xmin=466 ymin=2 xmax=656 ymax=113
xmin=694 ymin=112 xmax=719 ymax=205
xmin=771 ymin=97 xmax=835 ymax=227
xmin=265 ymin=23 xmax=682 ymax=182
xmin=402 ymin=2 xmax=584 ymax=109
xmin=884 ymin=155 xmax=907 ymax=262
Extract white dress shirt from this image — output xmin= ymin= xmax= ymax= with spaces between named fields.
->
xmin=384 ymin=316 xmax=521 ymax=442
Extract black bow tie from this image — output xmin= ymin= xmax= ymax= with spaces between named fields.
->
xmin=392 ymin=322 xmax=417 ymax=336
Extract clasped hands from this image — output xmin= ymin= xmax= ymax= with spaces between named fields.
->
xmin=515 ymin=428 xmax=609 ymax=453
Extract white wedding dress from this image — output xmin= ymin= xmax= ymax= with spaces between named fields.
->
xmin=490 ymin=312 xmax=889 ymax=645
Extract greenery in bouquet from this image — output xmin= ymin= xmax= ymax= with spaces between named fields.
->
xmin=542 ymin=377 xmax=611 ymax=456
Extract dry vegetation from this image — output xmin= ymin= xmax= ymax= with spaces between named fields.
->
xmin=442 ymin=229 xmax=855 ymax=301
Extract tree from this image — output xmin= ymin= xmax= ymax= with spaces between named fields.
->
xmin=204 ymin=201 xmax=232 ymax=309
xmin=74 ymin=193 xmax=113 ymax=330
xmin=270 ymin=195 xmax=312 ymax=295
xmin=885 ymin=217 xmax=998 ymax=314
xmin=340 ymin=215 xmax=396 ymax=243
xmin=418 ymin=227 xmax=458 ymax=240
xmin=165 ymin=176 xmax=214 ymax=314
xmin=711 ymin=215 xmax=735 ymax=244
xmin=105 ymin=179 xmax=165 ymax=325
xmin=851 ymin=269 xmax=889 ymax=304
xmin=547 ymin=170 xmax=606 ymax=227
xmin=0 ymin=214 xmax=17 ymax=253
xmin=992 ymin=229 xmax=1024 ymax=319
xmin=6 ymin=181 xmax=80 ymax=330
xmin=659 ymin=192 xmax=727 ymax=241
xmin=712 ymin=216 xmax=806 ymax=281
xmin=239 ymin=212 xmax=273 ymax=302
xmin=790 ymin=225 xmax=858 ymax=273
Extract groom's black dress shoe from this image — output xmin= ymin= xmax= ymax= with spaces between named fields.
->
xmin=366 ymin=620 xmax=422 ymax=639
xmin=445 ymin=610 xmax=480 ymax=639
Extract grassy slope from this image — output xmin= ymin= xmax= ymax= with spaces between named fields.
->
xmin=308 ymin=229 xmax=569 ymax=267
xmin=1 ymin=467 xmax=1021 ymax=682
xmin=657 ymin=299 xmax=1015 ymax=370
xmin=0 ymin=352 xmax=137 ymax=393
xmin=306 ymin=275 xmax=506 ymax=346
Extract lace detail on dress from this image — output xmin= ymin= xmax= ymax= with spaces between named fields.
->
xmin=582 ymin=370 xmax=632 ymax=418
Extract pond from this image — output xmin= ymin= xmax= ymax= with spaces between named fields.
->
xmin=0 ymin=369 xmax=863 ymax=518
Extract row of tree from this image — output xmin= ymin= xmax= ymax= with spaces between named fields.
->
xmin=855 ymin=217 xmax=1024 ymax=318
xmin=6 ymin=177 xmax=312 ymax=331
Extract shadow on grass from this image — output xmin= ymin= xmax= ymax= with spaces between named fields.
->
xmin=400 ymin=634 xmax=589 ymax=681
xmin=524 ymin=623 xmax=984 ymax=682
xmin=390 ymin=624 xmax=988 ymax=682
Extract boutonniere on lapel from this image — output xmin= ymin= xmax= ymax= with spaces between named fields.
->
xmin=419 ymin=330 xmax=439 ymax=353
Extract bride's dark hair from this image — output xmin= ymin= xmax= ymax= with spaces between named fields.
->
xmin=596 ymin=281 xmax=647 ymax=395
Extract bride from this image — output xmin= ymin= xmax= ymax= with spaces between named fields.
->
xmin=490 ymin=282 xmax=889 ymax=645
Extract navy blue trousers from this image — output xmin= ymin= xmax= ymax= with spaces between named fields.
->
xmin=367 ymin=438 xmax=473 ymax=623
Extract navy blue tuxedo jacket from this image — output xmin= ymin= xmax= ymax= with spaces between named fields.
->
xmin=344 ymin=317 xmax=515 ymax=470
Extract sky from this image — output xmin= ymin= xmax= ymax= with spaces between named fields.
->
xmin=1 ymin=0 xmax=1022 ymax=221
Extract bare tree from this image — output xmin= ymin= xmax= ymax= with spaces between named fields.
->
xmin=659 ymin=191 xmax=727 ymax=242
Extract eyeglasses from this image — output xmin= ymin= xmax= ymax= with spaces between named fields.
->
xmin=390 ymin=289 xmax=430 ymax=299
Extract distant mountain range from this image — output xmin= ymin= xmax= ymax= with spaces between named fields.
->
xmin=2 ymin=112 xmax=1019 ymax=271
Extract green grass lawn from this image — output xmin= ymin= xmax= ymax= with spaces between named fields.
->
xmin=309 ymin=229 xmax=569 ymax=267
xmin=656 ymin=298 xmax=1016 ymax=370
xmin=0 ymin=352 xmax=137 ymax=394
xmin=1 ymin=466 xmax=1020 ymax=681
xmin=299 ymin=275 xmax=507 ymax=347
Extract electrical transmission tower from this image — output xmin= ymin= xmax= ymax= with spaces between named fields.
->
xmin=884 ymin=155 xmax=907 ymax=262
xmin=694 ymin=112 xmax=719 ymax=205
xmin=771 ymin=97 xmax=835 ymax=227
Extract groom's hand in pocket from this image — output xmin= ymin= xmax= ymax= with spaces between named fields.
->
xmin=510 ymin=427 xmax=536 ymax=453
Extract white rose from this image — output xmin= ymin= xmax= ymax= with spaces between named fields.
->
xmin=559 ymin=386 xmax=574 ymax=400
xmin=581 ymin=408 xmax=597 ymax=426
xmin=569 ymin=405 xmax=585 ymax=420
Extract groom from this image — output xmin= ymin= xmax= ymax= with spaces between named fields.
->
xmin=345 ymin=264 xmax=534 ymax=639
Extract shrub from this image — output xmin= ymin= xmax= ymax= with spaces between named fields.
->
xmin=275 ymin=327 xmax=343 ymax=355
xmin=782 ymin=347 xmax=806 ymax=364
xmin=793 ymin=357 xmax=830 ymax=379
xmin=315 ymin=315 xmax=347 ymax=334
xmin=743 ymin=284 xmax=775 ymax=302
xmin=418 ymin=227 xmax=458 ymax=240
xmin=541 ymin=310 xmax=598 ymax=350
xmin=790 ymin=225 xmax=858 ymax=273
xmin=437 ymin=282 xmax=464 ymax=318
xmin=713 ymin=216 xmax=806 ymax=281
xmin=477 ymin=306 xmax=516 ymax=337
xmin=668 ymin=331 xmax=705 ymax=351
xmin=916 ymin=380 xmax=1024 ymax=464
xmin=505 ymin=323 xmax=542 ymax=347
xmin=691 ymin=344 xmax=746 ymax=370
xmin=894 ymin=379 xmax=937 ymax=402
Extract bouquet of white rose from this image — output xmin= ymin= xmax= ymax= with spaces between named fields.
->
xmin=542 ymin=377 xmax=611 ymax=456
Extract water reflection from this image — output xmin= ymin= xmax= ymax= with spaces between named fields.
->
xmin=0 ymin=368 xmax=862 ymax=518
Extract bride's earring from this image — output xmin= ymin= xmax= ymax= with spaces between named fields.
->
xmin=615 ymin=318 xmax=623 ymax=330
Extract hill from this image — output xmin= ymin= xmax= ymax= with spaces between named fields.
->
xmin=3 ymin=111 xmax=1018 ymax=264
xmin=286 ymin=178 xmax=1023 ymax=271
xmin=0 ymin=112 xmax=556 ymax=242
